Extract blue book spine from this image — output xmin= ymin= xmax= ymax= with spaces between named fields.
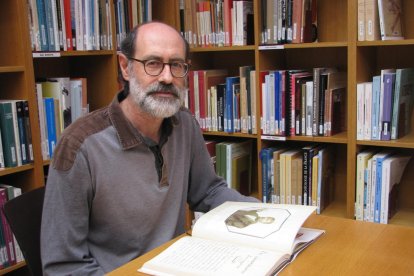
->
xmin=36 ymin=0 xmax=50 ymax=51
xmin=225 ymin=77 xmax=240 ymax=133
xmin=261 ymin=148 xmax=276 ymax=203
xmin=371 ymin=76 xmax=381 ymax=140
xmin=380 ymin=73 xmax=396 ymax=141
xmin=44 ymin=98 xmax=57 ymax=158
xmin=374 ymin=153 xmax=392 ymax=223
xmin=43 ymin=0 xmax=56 ymax=51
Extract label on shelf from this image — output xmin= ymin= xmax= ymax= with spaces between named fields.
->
xmin=32 ymin=52 xmax=61 ymax=58
xmin=261 ymin=135 xmax=287 ymax=141
xmin=258 ymin=45 xmax=285 ymax=50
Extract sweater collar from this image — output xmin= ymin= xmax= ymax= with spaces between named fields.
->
xmin=108 ymin=91 xmax=178 ymax=150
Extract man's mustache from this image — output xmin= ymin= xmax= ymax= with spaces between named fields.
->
xmin=147 ymin=84 xmax=180 ymax=98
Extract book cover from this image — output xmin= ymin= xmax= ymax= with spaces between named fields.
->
xmin=325 ymin=87 xmax=346 ymax=136
xmin=373 ymin=150 xmax=394 ymax=223
xmin=358 ymin=0 xmax=365 ymax=41
xmin=380 ymin=72 xmax=396 ymax=140
xmin=302 ymin=0 xmax=317 ymax=42
xmin=380 ymin=154 xmax=411 ymax=224
xmin=391 ymin=68 xmax=414 ymax=139
xmin=371 ymin=75 xmax=381 ymax=140
xmin=357 ymin=82 xmax=367 ymax=140
xmin=249 ymin=69 xmax=257 ymax=134
xmin=15 ymin=101 xmax=29 ymax=165
xmin=43 ymin=97 xmax=57 ymax=158
xmin=365 ymin=0 xmax=380 ymax=41
xmin=35 ymin=0 xmax=50 ymax=51
xmin=377 ymin=0 xmax=404 ymax=40
xmin=364 ymin=82 xmax=373 ymax=140
xmin=139 ymin=202 xmax=324 ymax=276
xmin=0 ymin=102 xmax=18 ymax=167
xmin=281 ymin=149 xmax=302 ymax=205
xmin=302 ymin=144 xmax=322 ymax=206
xmin=305 ymin=80 xmax=313 ymax=136
xmin=35 ymin=83 xmax=50 ymax=160
xmin=356 ymin=149 xmax=376 ymax=220
xmin=216 ymin=83 xmax=226 ymax=132
xmin=260 ymin=147 xmax=277 ymax=203
xmin=272 ymin=148 xmax=288 ymax=204
xmin=48 ymin=77 xmax=71 ymax=129
xmin=0 ymin=188 xmax=16 ymax=266
xmin=225 ymin=76 xmax=240 ymax=133
xmin=226 ymin=140 xmax=253 ymax=194
xmin=291 ymin=0 xmax=304 ymax=43
xmin=316 ymin=146 xmax=332 ymax=214
xmin=0 ymin=184 xmax=24 ymax=263
xmin=22 ymin=101 xmax=34 ymax=163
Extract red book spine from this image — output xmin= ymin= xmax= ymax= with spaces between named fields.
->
xmin=63 ymin=0 xmax=73 ymax=50
xmin=0 ymin=189 xmax=16 ymax=267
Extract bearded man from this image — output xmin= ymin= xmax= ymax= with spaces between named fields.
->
xmin=40 ymin=21 xmax=257 ymax=275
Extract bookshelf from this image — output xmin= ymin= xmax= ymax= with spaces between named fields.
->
xmin=1 ymin=0 xmax=414 ymax=274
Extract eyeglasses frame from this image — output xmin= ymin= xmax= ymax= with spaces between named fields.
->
xmin=128 ymin=57 xmax=191 ymax=78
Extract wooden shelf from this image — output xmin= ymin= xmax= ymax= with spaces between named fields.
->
xmin=0 ymin=261 xmax=26 ymax=275
xmin=0 ymin=164 xmax=34 ymax=177
xmin=0 ymin=66 xmax=25 ymax=73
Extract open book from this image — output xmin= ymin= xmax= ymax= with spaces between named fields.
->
xmin=138 ymin=201 xmax=324 ymax=276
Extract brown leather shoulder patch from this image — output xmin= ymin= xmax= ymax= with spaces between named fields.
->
xmin=52 ymin=108 xmax=111 ymax=171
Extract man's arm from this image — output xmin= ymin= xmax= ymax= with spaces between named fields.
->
xmin=41 ymin=148 xmax=104 ymax=276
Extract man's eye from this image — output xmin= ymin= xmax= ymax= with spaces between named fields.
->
xmin=147 ymin=61 xmax=161 ymax=67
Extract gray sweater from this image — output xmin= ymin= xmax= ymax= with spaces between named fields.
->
xmin=40 ymin=91 xmax=257 ymax=275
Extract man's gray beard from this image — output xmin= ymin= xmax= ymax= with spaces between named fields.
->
xmin=129 ymin=75 xmax=185 ymax=118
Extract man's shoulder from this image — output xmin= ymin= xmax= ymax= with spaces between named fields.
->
xmin=176 ymin=106 xmax=200 ymax=127
xmin=52 ymin=107 xmax=111 ymax=171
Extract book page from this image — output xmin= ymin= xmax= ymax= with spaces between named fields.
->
xmin=192 ymin=202 xmax=317 ymax=254
xmin=138 ymin=236 xmax=286 ymax=276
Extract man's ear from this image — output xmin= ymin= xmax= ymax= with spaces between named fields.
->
xmin=118 ymin=53 xmax=130 ymax=81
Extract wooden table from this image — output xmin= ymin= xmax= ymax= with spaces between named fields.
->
xmin=107 ymin=215 xmax=414 ymax=275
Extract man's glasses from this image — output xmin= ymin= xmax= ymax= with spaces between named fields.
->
xmin=128 ymin=58 xmax=190 ymax=78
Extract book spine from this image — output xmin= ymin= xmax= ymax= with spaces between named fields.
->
xmin=380 ymin=73 xmax=395 ymax=141
xmin=15 ymin=101 xmax=29 ymax=165
xmin=64 ymin=0 xmax=73 ymax=50
xmin=357 ymin=0 xmax=365 ymax=41
xmin=260 ymin=148 xmax=269 ymax=203
xmin=0 ymin=189 xmax=16 ymax=266
xmin=23 ymin=101 xmax=34 ymax=162
xmin=36 ymin=0 xmax=50 ymax=51
xmin=9 ymin=102 xmax=22 ymax=167
xmin=302 ymin=147 xmax=309 ymax=205
xmin=44 ymin=98 xmax=57 ymax=157
xmin=0 ymin=103 xmax=18 ymax=167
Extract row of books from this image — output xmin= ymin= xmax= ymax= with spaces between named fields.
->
xmin=187 ymin=66 xmax=257 ymax=134
xmin=35 ymin=77 xmax=88 ymax=160
xmin=180 ymin=0 xmax=254 ymax=47
xmin=355 ymin=149 xmax=412 ymax=224
xmin=27 ymin=0 xmax=113 ymax=51
xmin=205 ymin=140 xmax=253 ymax=196
xmin=260 ymin=144 xmax=335 ymax=214
xmin=260 ymin=68 xmax=346 ymax=137
xmin=0 ymin=184 xmax=24 ymax=269
xmin=261 ymin=0 xmax=318 ymax=45
xmin=114 ymin=0 xmax=152 ymax=49
xmin=358 ymin=0 xmax=404 ymax=41
xmin=356 ymin=68 xmax=414 ymax=141
xmin=0 ymin=100 xmax=34 ymax=168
